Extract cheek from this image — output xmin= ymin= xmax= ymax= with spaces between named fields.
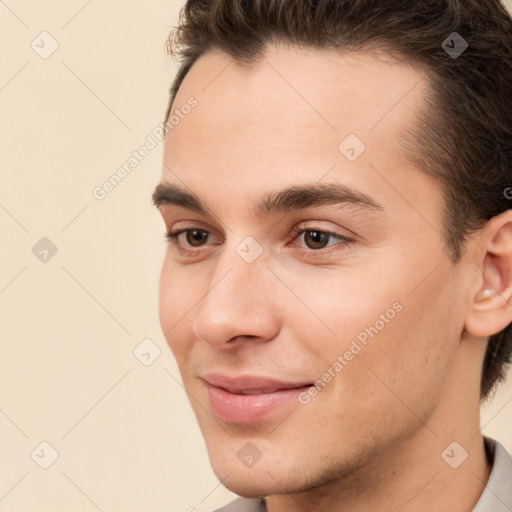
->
xmin=286 ymin=267 xmax=403 ymax=361
xmin=290 ymin=261 xmax=456 ymax=403
xmin=158 ymin=261 xmax=197 ymax=360
xmin=158 ymin=261 xmax=174 ymax=333
xmin=342 ymin=272 xmax=456 ymax=418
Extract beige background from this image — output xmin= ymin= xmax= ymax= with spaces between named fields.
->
xmin=1 ymin=1 xmax=511 ymax=510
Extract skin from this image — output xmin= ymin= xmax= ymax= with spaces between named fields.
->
xmin=154 ymin=45 xmax=512 ymax=511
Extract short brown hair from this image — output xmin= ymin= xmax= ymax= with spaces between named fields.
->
xmin=163 ymin=0 xmax=512 ymax=400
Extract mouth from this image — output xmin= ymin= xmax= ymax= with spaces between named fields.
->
xmin=228 ymin=388 xmax=290 ymax=395
xmin=201 ymin=373 xmax=313 ymax=423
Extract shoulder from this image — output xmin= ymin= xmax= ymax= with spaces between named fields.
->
xmin=209 ymin=497 xmax=266 ymax=512
xmin=472 ymin=436 xmax=512 ymax=512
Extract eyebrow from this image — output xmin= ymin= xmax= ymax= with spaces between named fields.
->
xmin=152 ymin=181 xmax=384 ymax=217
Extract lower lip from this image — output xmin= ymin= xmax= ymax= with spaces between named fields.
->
xmin=206 ymin=383 xmax=312 ymax=423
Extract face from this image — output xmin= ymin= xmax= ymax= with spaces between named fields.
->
xmin=154 ymin=46 xmax=474 ymax=497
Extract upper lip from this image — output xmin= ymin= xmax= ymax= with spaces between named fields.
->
xmin=201 ymin=373 xmax=313 ymax=393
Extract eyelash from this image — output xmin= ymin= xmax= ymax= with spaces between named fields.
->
xmin=164 ymin=225 xmax=353 ymax=258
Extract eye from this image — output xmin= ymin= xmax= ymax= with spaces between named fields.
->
xmin=300 ymin=230 xmax=337 ymax=249
xmin=165 ymin=228 xmax=215 ymax=252
xmin=166 ymin=228 xmax=210 ymax=247
xmin=290 ymin=226 xmax=353 ymax=255
xmin=163 ymin=225 xmax=353 ymax=258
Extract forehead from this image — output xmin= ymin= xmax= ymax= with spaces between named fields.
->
xmin=162 ymin=45 xmax=434 ymax=218
xmin=169 ymin=45 xmax=427 ymax=143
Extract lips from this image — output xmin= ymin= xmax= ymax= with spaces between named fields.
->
xmin=201 ymin=373 xmax=313 ymax=423
xmin=202 ymin=373 xmax=312 ymax=393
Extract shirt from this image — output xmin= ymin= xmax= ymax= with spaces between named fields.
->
xmin=211 ymin=437 xmax=512 ymax=512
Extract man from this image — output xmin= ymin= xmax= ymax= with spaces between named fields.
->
xmin=152 ymin=0 xmax=512 ymax=510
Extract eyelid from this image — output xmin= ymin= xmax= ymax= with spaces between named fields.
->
xmin=289 ymin=224 xmax=351 ymax=242
xmin=165 ymin=227 xmax=222 ymax=251
xmin=288 ymin=224 xmax=353 ymax=257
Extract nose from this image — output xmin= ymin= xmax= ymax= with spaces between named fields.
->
xmin=191 ymin=245 xmax=281 ymax=349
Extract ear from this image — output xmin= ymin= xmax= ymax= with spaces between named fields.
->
xmin=465 ymin=210 xmax=512 ymax=338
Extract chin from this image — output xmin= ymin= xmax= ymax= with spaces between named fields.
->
xmin=221 ymin=478 xmax=272 ymax=499
xmin=206 ymin=450 xmax=320 ymax=498
xmin=217 ymin=470 xmax=303 ymax=499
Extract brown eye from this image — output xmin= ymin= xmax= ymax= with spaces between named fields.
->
xmin=290 ymin=226 xmax=352 ymax=256
xmin=185 ymin=229 xmax=209 ymax=246
xmin=303 ymin=230 xmax=330 ymax=249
